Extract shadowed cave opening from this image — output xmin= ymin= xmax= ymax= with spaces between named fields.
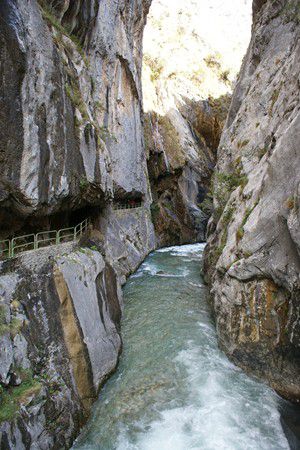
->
xmin=0 ymin=204 xmax=100 ymax=244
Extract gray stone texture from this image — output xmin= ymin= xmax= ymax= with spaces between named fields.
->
xmin=0 ymin=0 xmax=155 ymax=447
xmin=205 ymin=0 xmax=300 ymax=401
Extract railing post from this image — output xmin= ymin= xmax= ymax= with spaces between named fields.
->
xmin=2 ymin=218 xmax=91 ymax=259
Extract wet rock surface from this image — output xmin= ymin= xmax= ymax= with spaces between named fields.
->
xmin=205 ymin=0 xmax=300 ymax=400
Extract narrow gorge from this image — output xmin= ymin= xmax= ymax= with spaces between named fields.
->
xmin=0 ymin=1 xmax=299 ymax=449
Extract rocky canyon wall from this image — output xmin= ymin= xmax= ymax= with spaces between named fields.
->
xmin=205 ymin=0 xmax=300 ymax=400
xmin=0 ymin=242 xmax=122 ymax=449
xmin=142 ymin=0 xmax=252 ymax=246
xmin=0 ymin=0 xmax=155 ymax=276
xmin=0 ymin=0 xmax=154 ymax=447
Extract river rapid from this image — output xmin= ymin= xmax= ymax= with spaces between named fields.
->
xmin=73 ymin=244 xmax=290 ymax=450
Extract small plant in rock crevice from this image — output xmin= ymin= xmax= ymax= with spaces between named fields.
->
xmin=237 ymin=139 xmax=249 ymax=149
xmin=38 ymin=2 xmax=87 ymax=62
xmin=150 ymin=202 xmax=160 ymax=224
xmin=236 ymin=202 xmax=259 ymax=242
xmin=199 ymin=195 xmax=213 ymax=216
xmin=144 ymin=54 xmax=164 ymax=82
xmin=269 ymin=88 xmax=280 ymax=116
xmin=285 ymin=196 xmax=295 ymax=209
xmin=282 ymin=1 xmax=300 ymax=24
xmin=219 ymin=69 xmax=231 ymax=85
xmin=0 ymin=370 xmax=42 ymax=423
xmin=79 ymin=177 xmax=89 ymax=190
xmin=65 ymin=80 xmax=89 ymax=121
xmin=204 ymin=54 xmax=221 ymax=70
xmin=213 ymin=171 xmax=248 ymax=221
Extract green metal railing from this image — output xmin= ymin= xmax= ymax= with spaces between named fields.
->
xmin=0 ymin=218 xmax=90 ymax=260
xmin=113 ymin=201 xmax=143 ymax=210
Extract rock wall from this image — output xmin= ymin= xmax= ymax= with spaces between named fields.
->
xmin=0 ymin=0 xmax=154 ymax=255
xmin=0 ymin=0 xmax=155 ymax=447
xmin=205 ymin=0 xmax=300 ymax=400
xmin=144 ymin=104 xmax=218 ymax=246
xmin=142 ymin=0 xmax=252 ymax=246
xmin=0 ymin=243 xmax=122 ymax=448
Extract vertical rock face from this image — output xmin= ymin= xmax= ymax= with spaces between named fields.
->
xmin=0 ymin=0 xmax=154 ymax=257
xmin=0 ymin=245 xmax=122 ymax=449
xmin=205 ymin=0 xmax=300 ymax=400
xmin=142 ymin=0 xmax=252 ymax=246
xmin=0 ymin=0 xmax=154 ymax=447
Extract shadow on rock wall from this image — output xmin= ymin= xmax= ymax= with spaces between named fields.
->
xmin=145 ymin=93 xmax=231 ymax=247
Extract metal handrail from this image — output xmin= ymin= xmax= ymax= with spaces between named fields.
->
xmin=0 ymin=218 xmax=90 ymax=260
xmin=36 ymin=230 xmax=57 ymax=248
xmin=0 ymin=240 xmax=11 ymax=259
xmin=57 ymin=227 xmax=75 ymax=243
xmin=113 ymin=201 xmax=143 ymax=211
xmin=11 ymin=234 xmax=35 ymax=257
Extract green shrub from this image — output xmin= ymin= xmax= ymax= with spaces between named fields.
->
xmin=221 ymin=205 xmax=235 ymax=228
xmin=213 ymin=171 xmax=248 ymax=219
xmin=65 ymin=81 xmax=88 ymax=120
xmin=236 ymin=227 xmax=244 ymax=242
xmin=282 ymin=1 xmax=300 ymax=23
xmin=79 ymin=177 xmax=89 ymax=190
xmin=257 ymin=147 xmax=268 ymax=160
xmin=144 ymin=54 xmax=164 ymax=82
xmin=236 ymin=202 xmax=258 ymax=242
xmin=38 ymin=2 xmax=86 ymax=60
xmin=199 ymin=196 xmax=213 ymax=215
xmin=0 ymin=370 xmax=41 ymax=423
xmin=237 ymin=139 xmax=249 ymax=149
xmin=269 ymin=88 xmax=280 ymax=116
xmin=0 ymin=305 xmax=9 ymax=335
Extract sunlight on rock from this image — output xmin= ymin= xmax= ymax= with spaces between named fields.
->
xmin=143 ymin=0 xmax=252 ymax=114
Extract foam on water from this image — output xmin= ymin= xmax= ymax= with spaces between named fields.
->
xmin=157 ymin=243 xmax=205 ymax=256
xmin=73 ymin=244 xmax=289 ymax=450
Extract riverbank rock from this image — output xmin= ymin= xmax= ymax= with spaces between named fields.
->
xmin=205 ymin=0 xmax=300 ymax=400
xmin=0 ymin=244 xmax=122 ymax=449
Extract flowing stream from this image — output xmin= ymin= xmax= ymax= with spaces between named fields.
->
xmin=74 ymin=244 xmax=290 ymax=450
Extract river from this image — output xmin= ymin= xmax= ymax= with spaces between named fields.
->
xmin=73 ymin=244 xmax=290 ymax=450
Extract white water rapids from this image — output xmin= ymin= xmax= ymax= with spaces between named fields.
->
xmin=73 ymin=244 xmax=290 ymax=450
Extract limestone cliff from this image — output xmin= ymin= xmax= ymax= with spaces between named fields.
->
xmin=142 ymin=0 xmax=252 ymax=246
xmin=0 ymin=243 xmax=122 ymax=448
xmin=205 ymin=0 xmax=300 ymax=400
xmin=0 ymin=0 xmax=154 ymax=447
xmin=0 ymin=0 xmax=155 ymax=276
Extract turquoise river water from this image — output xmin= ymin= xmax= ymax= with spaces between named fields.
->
xmin=73 ymin=244 xmax=290 ymax=450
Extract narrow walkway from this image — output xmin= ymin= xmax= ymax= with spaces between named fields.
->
xmin=0 ymin=218 xmax=90 ymax=259
xmin=112 ymin=200 xmax=143 ymax=211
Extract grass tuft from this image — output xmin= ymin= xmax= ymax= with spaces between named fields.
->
xmin=0 ymin=370 xmax=42 ymax=423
